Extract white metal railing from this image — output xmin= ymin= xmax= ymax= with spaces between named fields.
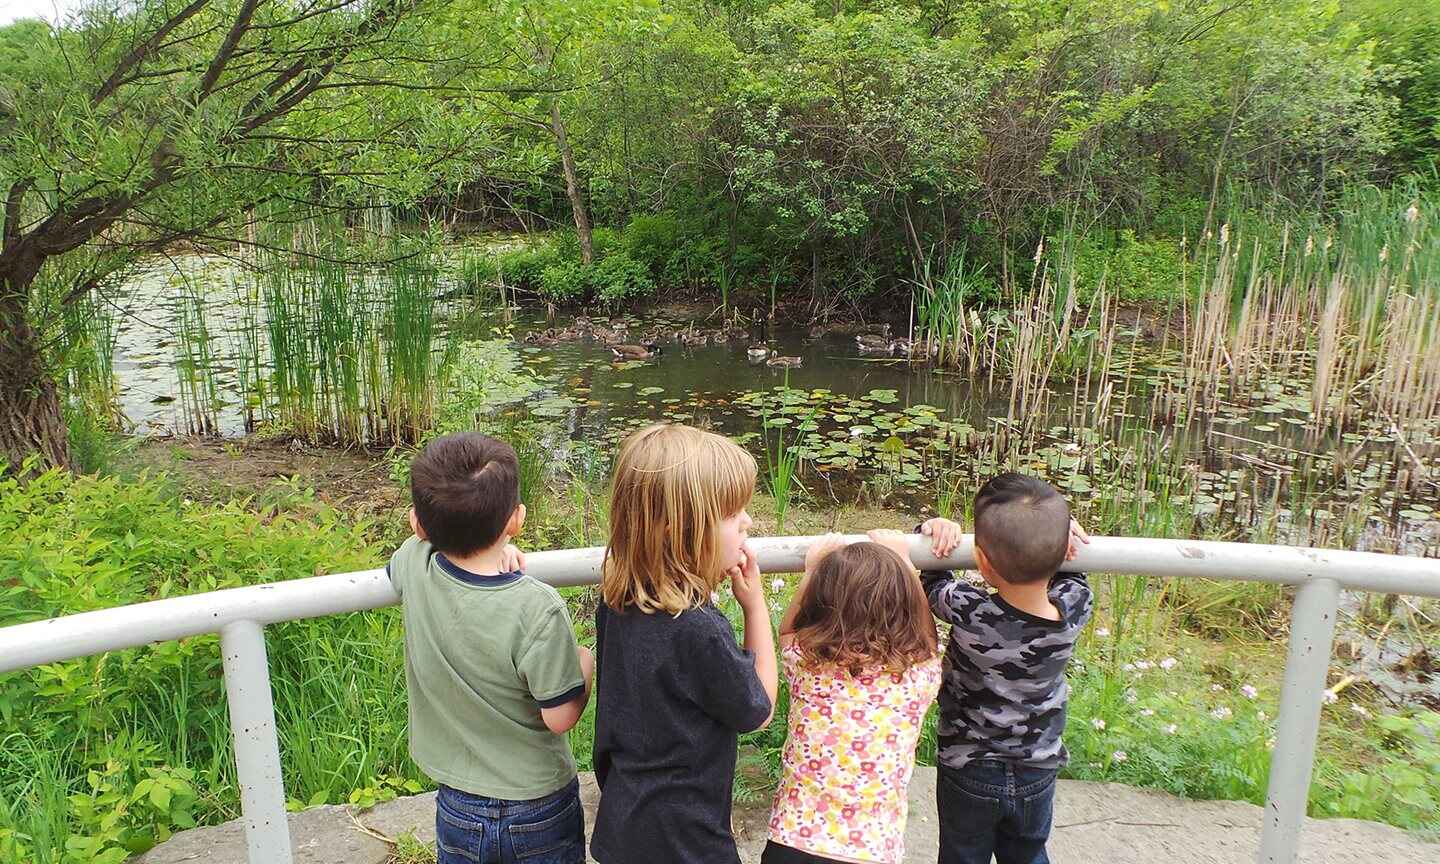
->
xmin=2 ymin=535 xmax=1439 ymax=864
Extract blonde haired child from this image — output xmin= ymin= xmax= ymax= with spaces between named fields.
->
xmin=764 ymin=530 xmax=943 ymax=864
xmin=590 ymin=423 xmax=778 ymax=864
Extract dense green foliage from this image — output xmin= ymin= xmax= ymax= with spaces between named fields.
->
xmin=4 ymin=0 xmax=1435 ymax=317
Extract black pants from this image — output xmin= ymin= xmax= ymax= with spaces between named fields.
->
xmin=761 ymin=840 xmax=852 ymax=864
xmin=937 ymin=760 xmax=1058 ymax=864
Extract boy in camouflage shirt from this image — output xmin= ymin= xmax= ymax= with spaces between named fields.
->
xmin=918 ymin=473 xmax=1092 ymax=864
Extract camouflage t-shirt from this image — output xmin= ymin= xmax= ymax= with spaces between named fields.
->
xmin=921 ymin=568 xmax=1093 ymax=770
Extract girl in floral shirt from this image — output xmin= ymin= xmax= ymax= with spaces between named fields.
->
xmin=765 ymin=530 xmax=944 ymax=864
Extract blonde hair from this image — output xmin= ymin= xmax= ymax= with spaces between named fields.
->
xmin=602 ymin=424 xmax=757 ymax=614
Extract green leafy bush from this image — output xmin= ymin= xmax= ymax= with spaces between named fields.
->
xmin=537 ymin=260 xmax=591 ymax=303
xmin=622 ymin=213 xmax=689 ymax=273
xmin=0 ymin=468 xmax=393 ymax=864
xmin=496 ymin=244 xmax=563 ymax=290
xmin=1069 ymin=230 xmax=1185 ymax=302
xmin=594 ymin=252 xmax=656 ymax=304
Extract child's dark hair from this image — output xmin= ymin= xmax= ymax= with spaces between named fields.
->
xmin=410 ymin=432 xmax=519 ymax=556
xmin=793 ymin=543 xmax=938 ymax=675
xmin=973 ymin=472 xmax=1069 ymax=584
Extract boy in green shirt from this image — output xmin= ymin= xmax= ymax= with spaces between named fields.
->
xmin=388 ymin=432 xmax=592 ymax=864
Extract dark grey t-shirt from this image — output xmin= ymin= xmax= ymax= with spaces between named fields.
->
xmin=921 ymin=568 xmax=1093 ymax=770
xmin=591 ymin=600 xmax=772 ymax=864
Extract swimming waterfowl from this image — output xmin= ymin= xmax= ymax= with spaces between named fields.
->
xmin=678 ymin=328 xmax=709 ymax=346
xmin=610 ymin=343 xmax=663 ymax=360
xmin=766 ymin=355 xmax=802 ymax=368
xmin=746 ymin=345 xmax=771 ymax=365
xmin=855 ymin=334 xmax=891 ymax=351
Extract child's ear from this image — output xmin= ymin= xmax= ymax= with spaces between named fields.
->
xmin=409 ymin=508 xmax=427 ymax=541
xmin=507 ymin=503 xmax=527 ymax=538
xmin=974 ymin=545 xmax=998 ymax=583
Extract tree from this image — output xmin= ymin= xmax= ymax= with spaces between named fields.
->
xmin=461 ymin=0 xmax=663 ymax=262
xmin=0 ymin=0 xmax=495 ymax=472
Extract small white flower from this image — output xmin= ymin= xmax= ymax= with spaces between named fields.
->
xmin=1092 ymin=718 xmax=1106 ymax=731
xmin=1159 ymin=657 xmax=1178 ymax=671
xmin=1266 ymin=737 xmax=1276 ymax=750
xmin=1211 ymin=706 xmax=1232 ymax=721
xmin=1125 ymin=689 xmax=1139 ymax=704
xmin=1123 ymin=663 xmax=1136 ymax=673
xmin=1257 ymin=711 xmax=1268 ymax=722
xmin=1241 ymin=684 xmax=1258 ymax=700
xmin=1140 ymin=708 xmax=1156 ymax=718
xmin=1112 ymin=750 xmax=1128 ymax=763
xmin=1164 ymin=723 xmax=1178 ymax=735
xmin=1211 ymin=683 xmax=1225 ymax=693
xmin=710 ymin=592 xmax=721 ymax=605
xmin=1323 ymin=690 xmax=1339 ymax=705
xmin=1405 ymin=203 xmax=1420 ymax=224
xmin=770 ymin=577 xmax=785 ymax=593
xmin=1095 ymin=627 xmax=1110 ymax=638
xmin=1350 ymin=704 xmax=1369 ymax=717
xmin=1135 ymin=660 xmax=1153 ymax=672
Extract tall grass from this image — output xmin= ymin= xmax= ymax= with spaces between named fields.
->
xmin=759 ymin=387 xmax=814 ymax=532
xmin=1185 ymin=184 xmax=1440 ymax=433
xmin=244 ymin=250 xmax=455 ymax=446
xmin=175 ymin=274 xmax=221 ymax=436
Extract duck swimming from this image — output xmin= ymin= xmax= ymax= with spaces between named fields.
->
xmin=610 ymin=343 xmax=663 ymax=360
xmin=766 ymin=355 xmax=802 ymax=368
xmin=746 ymin=345 xmax=771 ymax=365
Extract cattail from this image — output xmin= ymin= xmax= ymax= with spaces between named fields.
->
xmin=1033 ymin=238 xmax=1045 ymax=265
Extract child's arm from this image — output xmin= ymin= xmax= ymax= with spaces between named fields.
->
xmin=915 ymin=517 xmax=982 ymax=625
xmin=778 ymin=534 xmax=847 ymax=647
xmin=730 ymin=543 xmax=779 ymax=727
xmin=539 ymin=645 xmax=593 ymax=734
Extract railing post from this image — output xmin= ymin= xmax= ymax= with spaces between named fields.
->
xmin=220 ymin=620 xmax=293 ymax=864
xmin=1258 ymin=577 xmax=1339 ymax=864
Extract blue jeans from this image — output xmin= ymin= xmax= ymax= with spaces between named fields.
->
xmin=937 ymin=760 xmax=1057 ymax=864
xmin=435 ymin=778 xmax=585 ymax=864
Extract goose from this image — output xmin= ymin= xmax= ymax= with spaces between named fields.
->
xmin=610 ymin=343 xmax=663 ymax=360
xmin=766 ymin=355 xmax=802 ymax=368
xmin=746 ymin=345 xmax=771 ymax=365
xmin=855 ymin=335 xmax=896 ymax=355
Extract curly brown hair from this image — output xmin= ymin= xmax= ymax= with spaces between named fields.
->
xmin=792 ymin=542 xmax=939 ymax=675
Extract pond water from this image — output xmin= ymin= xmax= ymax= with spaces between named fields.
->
xmin=104 ymin=252 xmax=1440 ymax=552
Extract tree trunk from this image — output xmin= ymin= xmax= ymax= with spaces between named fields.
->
xmin=549 ymin=102 xmax=594 ymax=265
xmin=0 ymin=283 xmax=70 ymax=473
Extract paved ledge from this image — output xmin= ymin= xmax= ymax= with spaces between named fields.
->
xmin=136 ymin=769 xmax=1436 ymax=863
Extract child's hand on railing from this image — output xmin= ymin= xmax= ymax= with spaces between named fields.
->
xmin=804 ymin=533 xmax=848 ymax=576
xmin=1066 ymin=520 xmax=1090 ymax=561
xmin=867 ymin=529 xmax=915 ymax=570
xmin=500 ymin=543 xmax=526 ymax=573
xmin=920 ymin=517 xmax=964 ymax=558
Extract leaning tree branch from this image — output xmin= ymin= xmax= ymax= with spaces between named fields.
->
xmin=92 ymin=0 xmax=213 ymax=107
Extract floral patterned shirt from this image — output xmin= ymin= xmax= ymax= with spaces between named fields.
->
xmin=768 ymin=642 xmax=943 ymax=863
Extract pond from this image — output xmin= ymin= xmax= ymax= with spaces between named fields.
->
xmin=102 ymin=251 xmax=1440 ymax=560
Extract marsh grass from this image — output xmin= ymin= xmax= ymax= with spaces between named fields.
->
xmin=245 ymin=250 xmax=455 ymax=446
xmin=1186 ymin=185 xmax=1440 ymax=433
xmin=759 ymin=386 xmax=815 ymax=533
